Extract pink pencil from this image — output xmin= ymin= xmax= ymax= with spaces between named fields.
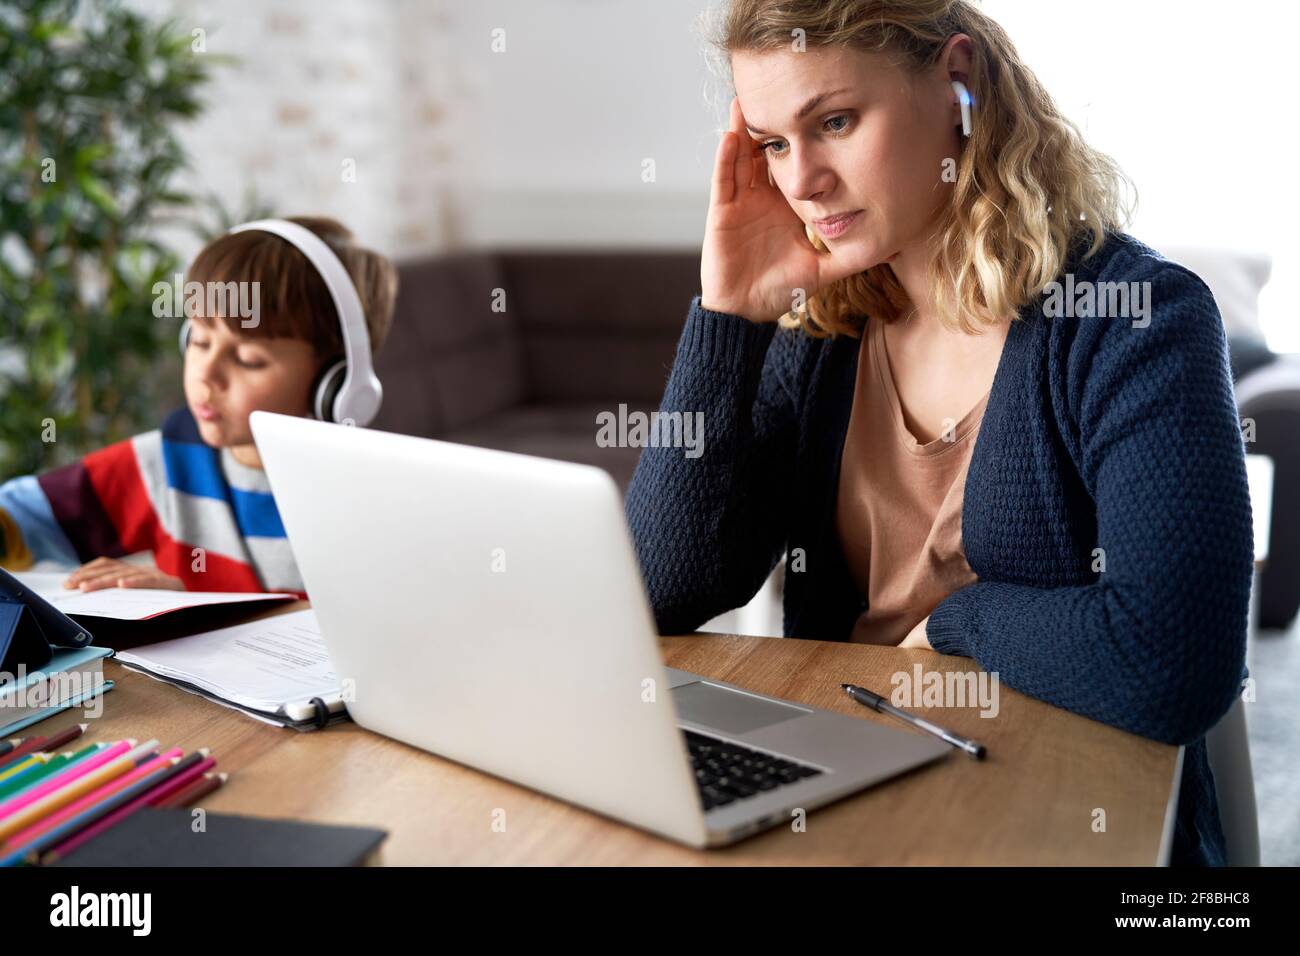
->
xmin=144 ymin=756 xmax=219 ymax=807
xmin=0 ymin=739 xmax=139 ymax=820
xmin=48 ymin=755 xmax=218 ymax=859
xmin=0 ymin=748 xmax=182 ymax=850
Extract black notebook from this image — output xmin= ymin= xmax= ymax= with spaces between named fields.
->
xmin=50 ymin=807 xmax=387 ymax=867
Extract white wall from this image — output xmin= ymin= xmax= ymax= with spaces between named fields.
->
xmin=133 ymin=0 xmax=468 ymax=260
xmin=447 ymin=0 xmax=725 ymax=248
xmin=982 ymin=0 xmax=1297 ymax=350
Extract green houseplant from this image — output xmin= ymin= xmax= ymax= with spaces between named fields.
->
xmin=0 ymin=0 xmax=217 ymax=475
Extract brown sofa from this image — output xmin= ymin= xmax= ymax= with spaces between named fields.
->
xmin=372 ymin=250 xmax=702 ymax=492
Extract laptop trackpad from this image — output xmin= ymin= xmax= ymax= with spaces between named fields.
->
xmin=672 ymin=681 xmax=808 ymax=735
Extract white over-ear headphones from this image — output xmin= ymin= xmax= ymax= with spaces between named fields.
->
xmin=178 ymin=218 xmax=384 ymax=427
xmin=951 ymin=79 xmax=973 ymax=137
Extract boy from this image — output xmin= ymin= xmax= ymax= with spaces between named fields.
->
xmin=0 ymin=216 xmax=398 ymax=594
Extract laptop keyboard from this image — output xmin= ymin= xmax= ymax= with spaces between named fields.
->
xmin=683 ymin=730 xmax=823 ymax=811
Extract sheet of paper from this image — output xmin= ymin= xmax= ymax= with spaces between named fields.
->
xmin=10 ymin=570 xmax=294 ymax=621
xmin=121 ymin=670 xmax=301 ymax=728
xmin=114 ymin=609 xmax=340 ymax=714
xmin=8 ymin=571 xmax=72 ymax=594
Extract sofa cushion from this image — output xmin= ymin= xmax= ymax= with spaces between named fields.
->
xmin=372 ymin=253 xmax=525 ymax=436
xmin=442 ymin=401 xmax=660 ymax=492
xmin=498 ymin=251 xmax=698 ymax=404
xmin=1152 ymin=243 xmax=1272 ymax=340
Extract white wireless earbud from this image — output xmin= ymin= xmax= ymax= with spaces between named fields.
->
xmin=951 ymin=79 xmax=973 ymax=137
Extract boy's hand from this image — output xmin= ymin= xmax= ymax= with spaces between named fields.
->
xmin=63 ymin=557 xmax=185 ymax=592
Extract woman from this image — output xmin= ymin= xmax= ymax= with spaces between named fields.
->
xmin=624 ymin=0 xmax=1253 ymax=867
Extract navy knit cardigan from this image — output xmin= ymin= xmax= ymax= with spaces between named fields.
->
xmin=624 ymin=231 xmax=1254 ymax=866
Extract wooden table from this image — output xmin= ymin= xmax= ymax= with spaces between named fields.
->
xmin=39 ymin=612 xmax=1179 ymax=865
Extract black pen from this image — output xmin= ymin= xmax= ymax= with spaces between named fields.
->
xmin=841 ymin=683 xmax=986 ymax=759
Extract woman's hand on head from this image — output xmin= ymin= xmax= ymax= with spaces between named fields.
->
xmin=63 ymin=556 xmax=185 ymax=592
xmin=700 ymin=96 xmax=867 ymax=325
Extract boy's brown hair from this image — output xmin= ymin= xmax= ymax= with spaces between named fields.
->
xmin=185 ymin=216 xmax=398 ymax=359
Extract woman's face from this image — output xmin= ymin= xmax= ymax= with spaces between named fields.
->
xmin=730 ymin=41 xmax=966 ymax=271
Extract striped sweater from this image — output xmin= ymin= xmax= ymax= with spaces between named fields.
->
xmin=0 ymin=407 xmax=303 ymax=593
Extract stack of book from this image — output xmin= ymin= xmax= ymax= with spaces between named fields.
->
xmin=0 ymin=646 xmax=114 ymax=738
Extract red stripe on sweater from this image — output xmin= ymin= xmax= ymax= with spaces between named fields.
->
xmin=152 ymin=532 xmax=266 ymax=592
xmin=81 ymin=440 xmax=160 ymax=558
xmin=82 ymin=439 xmax=265 ymax=592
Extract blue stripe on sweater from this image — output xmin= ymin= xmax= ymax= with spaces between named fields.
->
xmin=159 ymin=409 xmax=286 ymax=539
xmin=229 ymin=486 xmax=286 ymax=539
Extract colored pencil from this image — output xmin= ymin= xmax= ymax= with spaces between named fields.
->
xmin=34 ymin=724 xmax=87 ymax=753
xmin=0 ymin=724 xmax=80 ymax=769
xmin=5 ymin=752 xmax=204 ymax=866
xmin=4 ymin=748 xmax=184 ymax=848
xmin=47 ymin=754 xmax=216 ymax=860
xmin=155 ymin=771 xmax=226 ymax=809
xmin=0 ymin=745 xmax=105 ymax=801
xmin=133 ymin=753 xmax=216 ymax=808
xmin=0 ymin=741 xmax=145 ymax=842
xmin=0 ymin=736 xmax=47 ymax=772
xmin=0 ymin=739 xmax=145 ymax=820
xmin=0 ymin=754 xmax=49 ymax=784
xmin=0 ymin=754 xmax=71 ymax=794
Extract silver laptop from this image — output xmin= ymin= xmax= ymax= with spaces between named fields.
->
xmin=250 ymin=411 xmax=949 ymax=847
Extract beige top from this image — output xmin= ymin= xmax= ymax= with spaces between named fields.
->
xmin=834 ymin=317 xmax=990 ymax=646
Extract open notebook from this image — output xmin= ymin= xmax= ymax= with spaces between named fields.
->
xmin=12 ymin=571 xmax=295 ymax=622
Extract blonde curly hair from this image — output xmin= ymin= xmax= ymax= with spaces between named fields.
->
xmin=708 ymin=0 xmax=1137 ymax=337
